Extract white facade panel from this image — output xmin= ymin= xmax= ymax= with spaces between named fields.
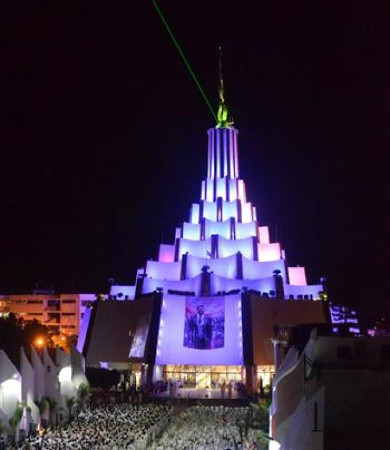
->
xmin=206 ymin=179 xmax=214 ymax=202
xmin=259 ymin=226 xmax=270 ymax=244
xmin=182 ymin=223 xmax=201 ymax=241
xmin=190 ymin=204 xmax=200 ymax=224
xmin=203 ymin=201 xmax=218 ymax=221
xmin=222 ymin=200 xmax=238 ymax=221
xmin=288 ymin=267 xmax=307 ymax=286
xmin=216 ymin=178 xmax=226 ymax=200
xmin=238 ymin=180 xmax=246 ymax=202
xmin=146 ymin=260 xmax=181 ymax=281
xmin=241 ymin=202 xmax=253 ymax=223
xmin=229 ymin=179 xmax=238 ymax=201
xmin=158 ymin=244 xmax=175 ymax=262
xmin=204 ymin=218 xmax=231 ymax=239
xmin=186 ymin=254 xmax=237 ymax=279
xmin=258 ymin=243 xmax=282 ymax=262
xmin=219 ymin=236 xmax=254 ymax=260
xmin=236 ymin=221 xmax=257 ymax=239
xmin=242 ymin=257 xmax=287 ymax=280
xmin=178 ymin=238 xmax=212 ymax=259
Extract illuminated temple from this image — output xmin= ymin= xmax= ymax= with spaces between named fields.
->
xmin=80 ymin=99 xmax=332 ymax=393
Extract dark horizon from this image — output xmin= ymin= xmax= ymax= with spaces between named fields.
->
xmin=1 ymin=1 xmax=389 ymax=324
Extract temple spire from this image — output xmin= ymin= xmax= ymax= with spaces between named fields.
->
xmin=216 ymin=47 xmax=234 ymax=128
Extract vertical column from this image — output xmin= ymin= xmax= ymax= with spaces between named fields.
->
xmin=135 ymin=273 xmax=146 ymax=299
xmin=245 ymin=366 xmax=257 ymax=395
xmin=274 ymin=272 xmax=285 ymax=299
xmin=210 ymin=129 xmax=215 ymax=179
xmin=211 ymin=234 xmax=219 ymax=259
xmin=237 ymin=199 xmax=242 ymax=223
xmin=201 ymin=181 xmax=206 ymax=201
xmin=252 ymin=236 xmax=259 ymax=261
xmin=225 ymin=176 xmax=230 ymax=201
xmin=181 ymin=253 xmax=188 ymax=280
xmin=236 ymin=251 xmax=243 ymax=279
xmin=200 ymin=268 xmax=212 ymax=296
xmin=207 ymin=129 xmax=211 ymax=178
xmin=217 ymin=197 xmax=223 ymax=222
xmin=230 ymin=217 xmax=236 ymax=240
xmin=144 ymin=291 xmax=163 ymax=369
xmin=223 ymin=129 xmax=228 ymax=176
xmin=174 ymin=238 xmax=180 ymax=262
xmin=234 ymin=129 xmax=239 ymax=178
xmin=200 ymin=217 xmax=205 ymax=240
xmin=229 ymin=128 xmax=235 ymax=178
xmin=216 ymin=129 xmax=221 ymax=178
xmin=241 ymin=291 xmax=254 ymax=369
xmin=199 ymin=201 xmax=204 ymax=223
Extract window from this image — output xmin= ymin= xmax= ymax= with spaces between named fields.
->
xmin=62 ymin=299 xmax=76 ymax=304
xmin=48 ymin=300 xmax=60 ymax=306
xmin=62 ymin=313 xmax=75 ymax=316
xmin=337 ymin=346 xmax=352 ymax=359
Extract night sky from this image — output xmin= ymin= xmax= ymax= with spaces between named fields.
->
xmin=1 ymin=1 xmax=389 ymax=324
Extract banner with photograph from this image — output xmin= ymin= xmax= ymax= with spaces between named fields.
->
xmin=129 ymin=313 xmax=151 ymax=358
xmin=183 ymin=297 xmax=225 ymax=349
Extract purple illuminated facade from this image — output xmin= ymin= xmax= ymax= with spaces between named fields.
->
xmin=84 ymin=121 xmax=334 ymax=390
xmin=78 ymin=109 xmax=366 ymax=395
xmin=111 ymin=125 xmax=323 ymax=302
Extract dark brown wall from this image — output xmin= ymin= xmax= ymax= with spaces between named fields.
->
xmin=85 ymin=295 xmax=155 ymax=366
xmin=251 ymin=296 xmax=329 ymax=365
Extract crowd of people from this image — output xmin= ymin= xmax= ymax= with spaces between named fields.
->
xmin=19 ymin=404 xmax=172 ymax=450
xmin=152 ymin=405 xmax=257 ymax=450
xmin=10 ymin=403 xmax=262 ymax=449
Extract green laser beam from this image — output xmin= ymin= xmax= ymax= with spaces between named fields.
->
xmin=151 ymin=0 xmax=217 ymax=122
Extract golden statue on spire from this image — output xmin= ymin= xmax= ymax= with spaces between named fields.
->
xmin=216 ymin=47 xmax=234 ymax=128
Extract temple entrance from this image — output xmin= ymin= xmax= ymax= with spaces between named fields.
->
xmin=163 ymin=365 xmax=243 ymax=393
xmin=196 ymin=372 xmax=211 ymax=389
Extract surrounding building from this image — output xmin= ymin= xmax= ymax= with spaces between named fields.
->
xmin=270 ymin=325 xmax=390 ymax=449
xmin=0 ymin=345 xmax=88 ymax=436
xmin=80 ymin=90 xmax=337 ymax=393
xmin=0 ymin=293 xmax=97 ymax=336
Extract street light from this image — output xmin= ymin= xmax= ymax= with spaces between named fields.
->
xmin=34 ymin=336 xmax=45 ymax=348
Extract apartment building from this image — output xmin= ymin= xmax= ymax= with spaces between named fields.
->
xmin=0 ymin=293 xmax=96 ymax=336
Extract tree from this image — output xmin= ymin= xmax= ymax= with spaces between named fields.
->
xmin=77 ymin=383 xmax=90 ymax=409
xmin=66 ymin=397 xmax=76 ymax=424
xmin=38 ymin=397 xmax=49 ymax=428
xmin=242 ymin=402 xmax=271 ymax=450
xmin=8 ymin=403 xmax=24 ymax=445
xmin=7 ymin=312 xmax=17 ymax=324
xmin=24 ymin=319 xmax=49 ymax=346
xmin=46 ymin=397 xmax=58 ymax=428
xmin=57 ymin=406 xmax=65 ymax=428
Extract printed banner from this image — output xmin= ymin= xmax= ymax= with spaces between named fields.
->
xmin=183 ymin=297 xmax=225 ymax=349
xmin=129 ymin=313 xmax=150 ymax=358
